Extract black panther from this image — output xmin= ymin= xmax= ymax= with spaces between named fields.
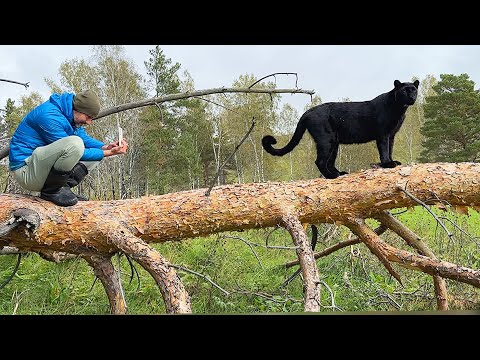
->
xmin=262 ymin=80 xmax=420 ymax=179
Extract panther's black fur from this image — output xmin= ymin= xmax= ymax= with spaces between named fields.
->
xmin=262 ymin=80 xmax=420 ymax=179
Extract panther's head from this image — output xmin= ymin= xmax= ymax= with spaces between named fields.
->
xmin=393 ymin=79 xmax=420 ymax=106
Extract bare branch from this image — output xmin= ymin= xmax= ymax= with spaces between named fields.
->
xmin=205 ymin=117 xmax=256 ymax=196
xmin=170 ymin=264 xmax=230 ymax=296
xmin=346 ymin=217 xmax=403 ymax=285
xmin=0 ymin=78 xmax=30 ymax=89
xmin=221 ymin=234 xmax=297 ymax=252
xmin=231 ymin=289 xmax=302 ymax=304
xmin=233 ymin=287 xmax=302 ymax=305
xmin=194 ymin=96 xmax=237 ymax=113
xmin=376 ymin=211 xmax=434 ymax=257
xmin=376 ymin=210 xmax=448 ymax=310
xmin=248 ymin=72 xmax=298 ymax=89
xmin=95 ymin=87 xmax=314 ymax=120
xmin=285 ymin=225 xmax=387 ymax=268
xmin=218 ymin=235 xmax=264 ymax=269
xmin=349 ymin=219 xmax=480 ymax=287
xmin=319 ymin=280 xmax=343 ymax=311
xmin=115 ymin=253 xmax=126 ymax=308
xmin=397 ymin=185 xmax=454 ymax=241
xmin=0 ymin=254 xmax=21 ymax=290
xmin=438 ymin=216 xmax=480 ymax=246
xmin=108 ymin=227 xmax=192 ymax=313
xmin=282 ymin=224 xmax=318 ymax=286
xmin=368 ymin=287 xmax=402 ymax=310
xmin=0 ymin=246 xmax=22 ymax=255
xmin=82 ymin=254 xmax=127 ymax=314
xmin=282 ymin=213 xmax=321 ymax=312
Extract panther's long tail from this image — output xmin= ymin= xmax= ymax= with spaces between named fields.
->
xmin=261 ymin=117 xmax=307 ymax=156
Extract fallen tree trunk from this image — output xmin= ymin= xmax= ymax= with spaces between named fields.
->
xmin=1 ymin=162 xmax=479 ymax=313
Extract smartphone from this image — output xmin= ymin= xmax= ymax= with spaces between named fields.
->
xmin=118 ymin=125 xmax=123 ymax=147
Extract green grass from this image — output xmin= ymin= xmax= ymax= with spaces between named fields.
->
xmin=0 ymin=206 xmax=478 ymax=314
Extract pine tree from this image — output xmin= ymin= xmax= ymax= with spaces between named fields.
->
xmin=420 ymin=73 xmax=480 ymax=162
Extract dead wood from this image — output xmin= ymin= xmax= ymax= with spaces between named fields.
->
xmin=83 ymin=254 xmax=128 ymax=314
xmin=1 ymin=162 xmax=479 ymax=312
xmin=284 ymin=225 xmax=387 ymax=268
xmin=375 ymin=211 xmax=449 ymax=310
xmin=346 ymin=217 xmax=403 ymax=285
xmin=282 ymin=214 xmax=321 ymax=311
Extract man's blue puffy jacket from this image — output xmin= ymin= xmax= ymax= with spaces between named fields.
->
xmin=9 ymin=93 xmax=105 ymax=171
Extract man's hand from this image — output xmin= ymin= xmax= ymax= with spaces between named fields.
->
xmin=102 ymin=142 xmax=117 ymax=150
xmin=103 ymin=139 xmax=129 ymax=157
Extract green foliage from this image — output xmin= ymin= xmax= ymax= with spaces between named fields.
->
xmin=337 ymin=143 xmax=379 ymax=174
xmin=209 ymin=74 xmax=281 ymax=184
xmin=56 ymin=58 xmax=99 ymax=94
xmin=145 ymin=46 xmax=181 ymax=97
xmin=420 ymin=73 xmax=480 ymax=162
xmin=138 ymin=47 xmax=214 ymax=194
xmin=3 ymin=92 xmax=45 ymax=137
xmin=394 ymin=76 xmax=437 ymax=165
xmin=0 ymin=93 xmax=46 ymax=193
xmin=275 ymin=103 xmax=298 ymax=135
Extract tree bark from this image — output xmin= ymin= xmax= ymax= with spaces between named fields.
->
xmin=375 ymin=211 xmax=449 ymax=310
xmin=284 ymin=225 xmax=387 ymax=268
xmin=83 ymin=254 xmax=128 ymax=314
xmin=106 ymin=226 xmax=192 ymax=313
xmin=282 ymin=214 xmax=321 ymax=312
xmin=344 ymin=215 xmax=479 ymax=287
xmin=1 ymin=162 xmax=480 ymax=311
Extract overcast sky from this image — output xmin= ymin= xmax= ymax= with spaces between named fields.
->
xmin=1 ymin=45 xmax=479 ymax=115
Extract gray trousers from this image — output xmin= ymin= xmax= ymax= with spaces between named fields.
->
xmin=13 ymin=136 xmax=100 ymax=191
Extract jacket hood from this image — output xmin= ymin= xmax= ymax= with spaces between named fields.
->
xmin=49 ymin=93 xmax=74 ymax=120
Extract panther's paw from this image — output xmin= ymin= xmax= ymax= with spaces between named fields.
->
xmin=380 ymin=161 xmax=398 ymax=168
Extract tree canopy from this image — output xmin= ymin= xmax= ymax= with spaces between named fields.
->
xmin=420 ymin=73 xmax=480 ymax=162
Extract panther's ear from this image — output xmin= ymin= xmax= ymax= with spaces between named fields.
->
xmin=413 ymin=80 xmax=420 ymax=88
xmin=394 ymin=80 xmax=402 ymax=88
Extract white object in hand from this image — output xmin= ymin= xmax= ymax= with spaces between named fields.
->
xmin=118 ymin=125 xmax=123 ymax=148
